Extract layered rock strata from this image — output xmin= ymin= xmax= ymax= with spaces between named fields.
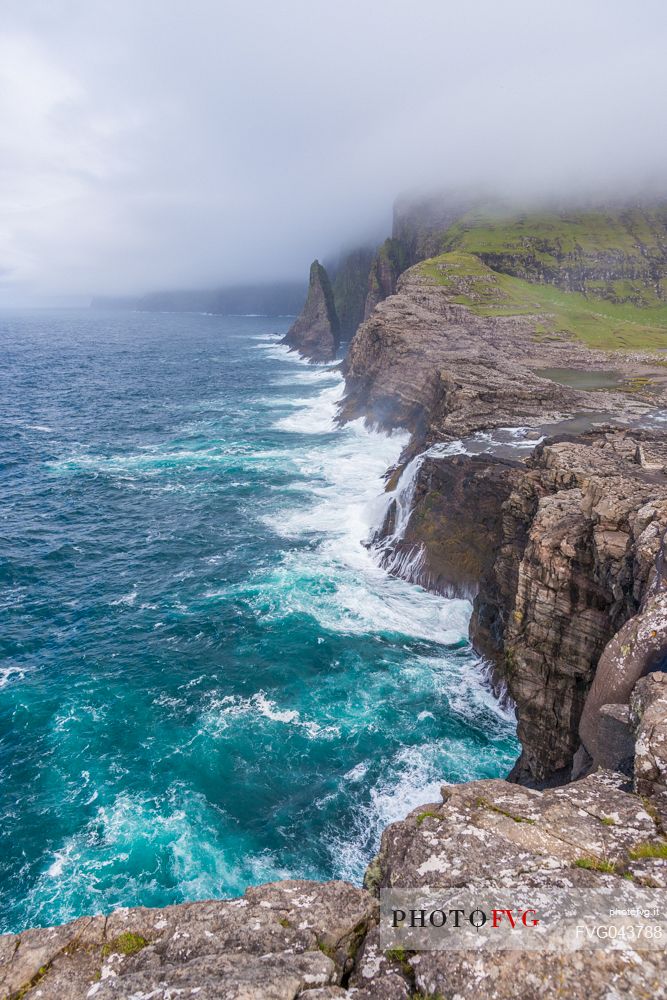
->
xmin=478 ymin=432 xmax=667 ymax=783
xmin=578 ymin=589 xmax=667 ymax=775
xmin=343 ymin=250 xmax=667 ymax=785
xmin=363 ymin=238 xmax=411 ymax=321
xmin=375 ymin=428 xmax=667 ymax=786
xmin=373 ymin=453 xmax=525 ymax=599
xmin=341 ymin=261 xmax=665 ymax=445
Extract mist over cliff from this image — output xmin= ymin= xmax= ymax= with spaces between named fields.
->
xmin=1 ymin=0 xmax=666 ymax=305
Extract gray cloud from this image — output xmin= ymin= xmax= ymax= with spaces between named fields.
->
xmin=1 ymin=0 xmax=666 ymax=303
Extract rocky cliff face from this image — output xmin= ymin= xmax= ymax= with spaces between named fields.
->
xmin=374 ymin=429 xmax=667 ymax=786
xmin=391 ymin=189 xmax=471 ymax=261
xmin=341 ymin=237 xmax=667 ymax=786
xmin=364 ymin=764 xmax=667 ymax=999
xmin=373 ymin=453 xmax=525 ymax=599
xmin=330 ymin=247 xmax=374 ymax=341
xmin=472 ymin=431 xmax=667 ymax=784
xmin=357 ymin=191 xmax=468 ymax=323
xmin=441 ymin=203 xmax=667 ymax=306
xmin=0 ymin=881 xmax=376 ymax=1000
xmin=391 ymin=194 xmax=667 ymax=307
xmin=362 ymin=238 xmax=411 ymax=321
xmin=283 ymin=261 xmax=340 ymax=362
xmin=341 ymin=253 xmax=665 ymax=444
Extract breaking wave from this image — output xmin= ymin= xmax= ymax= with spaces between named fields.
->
xmin=0 ymin=310 xmax=518 ymax=933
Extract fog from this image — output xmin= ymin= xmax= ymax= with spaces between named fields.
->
xmin=1 ymin=0 xmax=666 ymax=304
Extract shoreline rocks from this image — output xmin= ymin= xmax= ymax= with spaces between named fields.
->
xmin=6 ymin=757 xmax=667 ymax=998
xmin=0 ymin=882 xmax=376 ymax=1000
xmin=373 ymin=426 xmax=667 ymax=787
xmin=342 ymin=252 xmax=667 ymax=786
xmin=7 ymin=216 xmax=667 ymax=996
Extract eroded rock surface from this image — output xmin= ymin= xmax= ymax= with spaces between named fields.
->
xmin=474 ymin=431 xmax=667 ymax=784
xmin=373 ymin=452 xmax=525 ymax=598
xmin=372 ymin=427 xmax=667 ymax=785
xmin=341 ymin=262 xmax=666 ymax=441
xmin=283 ymin=260 xmax=340 ymax=362
xmin=0 ymin=881 xmax=375 ymax=1000
xmin=363 ymin=238 xmax=411 ymax=321
xmin=579 ymin=589 xmax=667 ymax=772
xmin=632 ymin=671 xmax=667 ymax=824
xmin=6 ymin=771 xmax=667 ymax=999
xmin=364 ymin=770 xmax=667 ymax=999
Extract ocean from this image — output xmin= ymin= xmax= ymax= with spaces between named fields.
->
xmin=0 ymin=309 xmax=518 ymax=933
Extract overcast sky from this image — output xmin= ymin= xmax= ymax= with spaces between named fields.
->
xmin=1 ymin=0 xmax=666 ymax=304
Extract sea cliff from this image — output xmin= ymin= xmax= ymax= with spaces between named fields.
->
xmin=342 ymin=204 xmax=667 ymax=788
xmin=5 ymin=200 xmax=667 ymax=998
xmin=282 ymin=260 xmax=340 ymax=362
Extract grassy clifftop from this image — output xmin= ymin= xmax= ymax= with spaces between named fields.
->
xmin=416 ymin=250 xmax=667 ymax=351
xmin=436 ymin=204 xmax=667 ymax=309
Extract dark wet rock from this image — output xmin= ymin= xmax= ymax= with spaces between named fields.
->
xmin=283 ymin=260 xmax=340 ymax=362
xmin=363 ymin=238 xmax=411 ymax=321
xmin=331 ymin=247 xmax=374 ymax=341
xmin=374 ymin=453 xmax=524 ymax=599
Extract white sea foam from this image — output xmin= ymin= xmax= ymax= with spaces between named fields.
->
xmin=427 ymin=427 xmax=546 ymax=458
xmin=272 ymin=368 xmax=340 ymax=387
xmin=0 ymin=665 xmax=30 ymax=689
xmin=255 ymin=336 xmax=340 ymax=370
xmin=344 ymin=763 xmax=369 ymax=782
xmin=249 ymin=369 xmax=482 ymax=648
xmin=202 ymin=691 xmax=340 ymax=740
xmin=109 ymin=587 xmax=138 ymax=607
xmin=30 ymin=785 xmax=294 ymax=922
xmin=272 ymin=381 xmax=345 ymax=433
xmin=324 ymin=743 xmax=448 ymax=882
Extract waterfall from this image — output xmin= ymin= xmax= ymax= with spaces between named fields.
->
xmin=369 ymin=441 xmax=466 ymax=588
xmin=386 ymin=453 xmax=426 ymax=541
xmin=369 ymin=452 xmax=427 ymax=584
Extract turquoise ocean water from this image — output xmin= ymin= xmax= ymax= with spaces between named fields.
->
xmin=0 ymin=310 xmax=518 ymax=933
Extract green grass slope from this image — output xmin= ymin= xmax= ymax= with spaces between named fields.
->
xmin=417 ymin=251 xmax=667 ymax=351
xmin=437 ymin=205 xmax=667 ymax=308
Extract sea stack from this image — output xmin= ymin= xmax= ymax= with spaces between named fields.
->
xmin=282 ymin=260 xmax=340 ymax=362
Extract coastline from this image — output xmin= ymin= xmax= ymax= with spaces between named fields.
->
xmin=3 ymin=304 xmax=667 ymax=995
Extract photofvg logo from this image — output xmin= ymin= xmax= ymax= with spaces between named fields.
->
xmin=380 ymin=887 xmax=667 ymax=952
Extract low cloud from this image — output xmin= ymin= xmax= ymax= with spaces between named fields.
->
xmin=1 ymin=0 xmax=666 ymax=303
